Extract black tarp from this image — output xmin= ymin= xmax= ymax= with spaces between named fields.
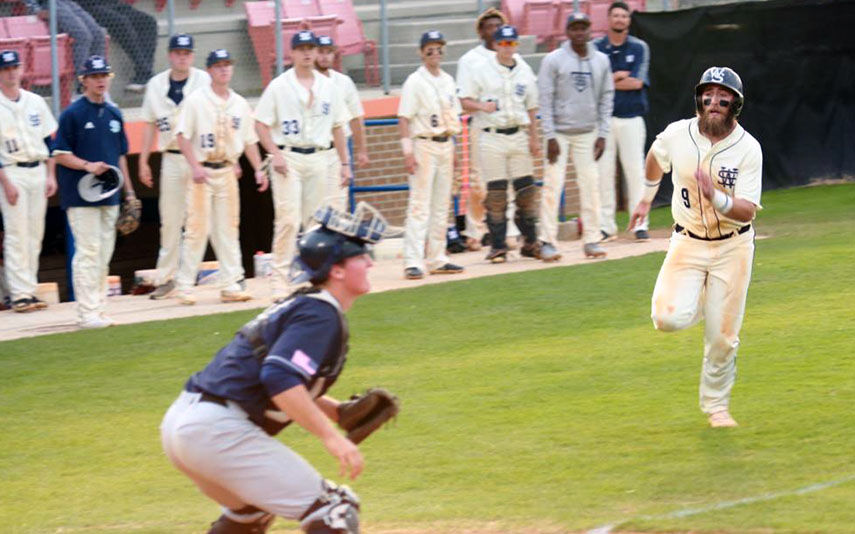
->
xmin=631 ymin=0 xmax=855 ymax=201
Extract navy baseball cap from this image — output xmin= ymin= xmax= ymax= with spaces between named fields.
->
xmin=0 ymin=49 xmax=21 ymax=68
xmin=317 ymin=35 xmax=335 ymax=48
xmin=291 ymin=30 xmax=318 ymax=48
xmin=206 ymin=48 xmax=232 ymax=67
xmin=493 ymin=25 xmax=519 ymax=42
xmin=169 ymin=33 xmax=194 ymax=51
xmin=420 ymin=30 xmax=445 ymax=49
xmin=79 ymin=55 xmax=112 ymax=76
xmin=566 ymin=12 xmax=592 ymax=28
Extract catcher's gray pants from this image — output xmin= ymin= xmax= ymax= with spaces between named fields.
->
xmin=160 ymin=391 xmax=324 ymax=519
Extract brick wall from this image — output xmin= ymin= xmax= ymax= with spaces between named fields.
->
xmin=353 ymin=121 xmax=582 ymax=227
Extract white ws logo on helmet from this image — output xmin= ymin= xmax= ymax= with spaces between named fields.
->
xmin=177 ymin=36 xmax=191 ymax=46
xmin=707 ymin=67 xmax=728 ymax=83
xmin=91 ymin=58 xmax=106 ymax=69
xmin=427 ymin=31 xmax=441 ymax=40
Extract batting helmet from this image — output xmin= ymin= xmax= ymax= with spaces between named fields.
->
xmin=291 ymin=203 xmax=387 ymax=285
xmin=695 ymin=66 xmax=744 ymax=116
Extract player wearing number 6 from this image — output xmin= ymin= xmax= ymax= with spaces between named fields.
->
xmin=255 ymin=30 xmax=350 ymax=300
xmin=629 ymin=67 xmax=762 ymax=428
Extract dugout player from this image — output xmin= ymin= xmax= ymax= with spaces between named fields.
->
xmin=459 ymin=25 xmax=547 ymax=264
xmin=0 ymin=49 xmax=57 ymax=312
xmin=629 ymin=67 xmax=762 ymax=428
xmin=138 ymin=33 xmax=211 ymax=300
xmin=174 ymin=49 xmax=269 ymax=305
xmin=53 ymin=55 xmax=137 ymax=328
xmin=160 ymin=203 xmax=386 ymax=534
xmin=315 ymin=35 xmax=370 ymax=211
xmin=255 ymin=30 xmax=351 ymax=300
xmin=398 ymin=30 xmax=464 ymax=280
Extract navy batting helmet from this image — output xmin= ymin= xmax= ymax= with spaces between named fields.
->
xmin=291 ymin=203 xmax=387 ymax=285
xmin=695 ymin=66 xmax=744 ymax=116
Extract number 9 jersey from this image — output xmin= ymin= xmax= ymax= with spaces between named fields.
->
xmin=648 ymin=117 xmax=762 ymax=239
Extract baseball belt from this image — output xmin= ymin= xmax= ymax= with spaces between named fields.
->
xmin=482 ymin=126 xmax=520 ymax=135
xmin=416 ymin=135 xmax=450 ymax=142
xmin=198 ymin=390 xmax=228 ymax=406
xmin=278 ymin=143 xmax=334 ymax=154
xmin=202 ymin=161 xmax=230 ymax=169
xmin=165 ymin=149 xmax=182 ymax=155
xmin=16 ymin=161 xmax=41 ymax=168
xmin=674 ymin=223 xmax=751 ymax=241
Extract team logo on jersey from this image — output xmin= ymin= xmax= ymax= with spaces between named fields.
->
xmin=155 ymin=117 xmax=170 ymax=132
xmin=626 ymin=54 xmax=635 ymax=62
xmin=84 ymin=121 xmax=95 ymax=129
xmin=570 ymin=71 xmax=591 ymax=92
xmin=109 ymin=119 xmax=120 ymax=133
xmin=717 ymin=166 xmax=739 ymax=188
xmin=291 ymin=349 xmax=318 ymax=376
xmin=28 ymin=114 xmax=41 ymax=127
xmin=231 ymin=116 xmax=241 ymax=130
xmin=321 ymin=102 xmax=330 ymax=115
xmin=514 ymin=83 xmax=526 ymax=97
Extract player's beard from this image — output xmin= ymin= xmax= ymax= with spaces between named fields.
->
xmin=699 ymin=107 xmax=736 ymax=138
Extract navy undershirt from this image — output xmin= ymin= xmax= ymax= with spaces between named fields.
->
xmin=168 ymin=77 xmax=188 ymax=106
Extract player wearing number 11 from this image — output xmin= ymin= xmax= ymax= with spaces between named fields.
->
xmin=629 ymin=66 xmax=762 ymax=428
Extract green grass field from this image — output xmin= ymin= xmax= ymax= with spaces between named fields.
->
xmin=2 ymin=183 xmax=853 ymax=534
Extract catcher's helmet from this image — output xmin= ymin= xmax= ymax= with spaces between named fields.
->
xmin=291 ymin=203 xmax=387 ymax=285
xmin=695 ymin=66 xmax=743 ymax=116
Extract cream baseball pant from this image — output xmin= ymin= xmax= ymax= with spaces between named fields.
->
xmin=650 ymin=228 xmax=755 ymax=414
xmin=0 ymin=164 xmax=47 ymax=301
xmin=540 ymin=130 xmax=602 ymax=245
xmin=270 ymin=149 xmax=330 ymax=294
xmin=324 ymin=139 xmax=349 ymax=213
xmin=153 ymin=152 xmax=192 ymax=286
xmin=66 ymin=204 xmax=119 ymax=323
xmin=597 ymin=116 xmax=648 ymax=234
xmin=404 ymin=137 xmax=453 ymax=271
xmin=463 ymin=126 xmax=487 ymax=241
xmin=176 ymin=166 xmax=245 ymax=292
xmin=161 ymin=390 xmax=323 ymax=521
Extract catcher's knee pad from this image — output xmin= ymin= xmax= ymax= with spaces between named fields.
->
xmin=208 ymin=505 xmax=274 ymax=534
xmin=512 ymin=176 xmax=539 ymax=243
xmin=484 ymin=180 xmax=509 ymax=223
xmin=300 ymin=480 xmax=360 ymax=534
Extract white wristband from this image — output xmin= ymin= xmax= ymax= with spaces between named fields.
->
xmin=712 ymin=189 xmax=733 ymax=214
xmin=400 ymin=138 xmax=413 ymax=155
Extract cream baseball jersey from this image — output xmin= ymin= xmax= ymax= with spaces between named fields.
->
xmin=0 ymin=90 xmax=57 ymax=165
xmin=398 ymin=66 xmax=462 ymax=137
xmin=649 ymin=118 xmax=762 ymax=238
xmin=141 ymin=67 xmax=211 ymax=151
xmin=458 ymin=55 xmax=538 ymax=129
xmin=326 ymin=69 xmax=363 ymax=138
xmin=254 ymin=69 xmax=348 ymax=148
xmin=175 ymin=86 xmax=259 ymax=163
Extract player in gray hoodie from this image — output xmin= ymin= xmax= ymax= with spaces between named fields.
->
xmin=537 ymin=12 xmax=614 ymax=258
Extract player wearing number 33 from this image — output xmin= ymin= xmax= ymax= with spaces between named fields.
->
xmin=629 ymin=67 xmax=762 ymax=428
xmin=255 ymin=30 xmax=351 ymax=301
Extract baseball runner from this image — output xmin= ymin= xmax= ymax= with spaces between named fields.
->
xmin=0 ymin=49 xmax=57 ymax=313
xmin=458 ymin=25 xmax=548 ymax=264
xmin=174 ymin=48 xmax=269 ymax=305
xmin=138 ymin=33 xmax=211 ymax=299
xmin=160 ymin=203 xmax=398 ymax=534
xmin=315 ymin=35 xmax=370 ymax=212
xmin=254 ymin=30 xmax=350 ymax=300
xmin=629 ymin=67 xmax=762 ymax=428
xmin=455 ymin=7 xmax=523 ymax=252
xmin=594 ymin=1 xmax=651 ymax=242
xmin=538 ymin=12 xmax=614 ymax=260
xmin=398 ymin=30 xmax=464 ymax=280
xmin=53 ymin=55 xmax=137 ymax=328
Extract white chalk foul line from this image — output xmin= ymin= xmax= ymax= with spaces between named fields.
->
xmin=587 ymin=473 xmax=855 ymax=534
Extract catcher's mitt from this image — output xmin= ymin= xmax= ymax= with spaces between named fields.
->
xmin=116 ymin=197 xmax=141 ymax=235
xmin=337 ymin=388 xmax=400 ymax=444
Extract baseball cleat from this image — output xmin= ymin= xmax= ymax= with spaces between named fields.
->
xmin=221 ymin=289 xmax=252 ymax=303
xmin=78 ymin=316 xmax=113 ymax=329
xmin=176 ymin=290 xmax=197 ymax=305
xmin=634 ymin=229 xmax=651 ymax=242
xmin=149 ymin=279 xmax=176 ymax=300
xmin=600 ymin=230 xmax=618 ymax=243
xmin=29 ymin=296 xmax=49 ymax=310
xmin=430 ymin=263 xmax=464 ymax=275
xmin=708 ymin=410 xmax=738 ymax=428
xmin=12 ymin=298 xmax=37 ymax=313
xmin=539 ymin=242 xmax=562 ymax=262
xmin=404 ymin=267 xmax=425 ymax=280
xmin=583 ymin=243 xmax=607 ymax=258
xmin=486 ymin=248 xmax=508 ymax=263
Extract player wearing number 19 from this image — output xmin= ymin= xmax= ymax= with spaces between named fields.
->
xmin=255 ymin=30 xmax=351 ymax=300
xmin=629 ymin=66 xmax=762 ymax=428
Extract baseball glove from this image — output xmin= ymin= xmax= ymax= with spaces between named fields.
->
xmin=116 ymin=197 xmax=142 ymax=235
xmin=337 ymin=388 xmax=400 ymax=444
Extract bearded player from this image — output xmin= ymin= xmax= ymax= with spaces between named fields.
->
xmin=630 ymin=67 xmax=762 ymax=428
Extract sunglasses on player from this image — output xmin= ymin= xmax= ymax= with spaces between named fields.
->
xmin=496 ymin=40 xmax=518 ymax=47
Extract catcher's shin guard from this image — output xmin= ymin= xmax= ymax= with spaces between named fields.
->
xmin=512 ymin=176 xmax=539 ymax=246
xmin=207 ymin=505 xmax=275 ymax=533
xmin=485 ymin=180 xmax=509 ymax=249
xmin=300 ymin=480 xmax=360 ymax=534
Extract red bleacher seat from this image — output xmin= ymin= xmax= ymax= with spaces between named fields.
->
xmin=245 ymin=1 xmax=309 ymax=86
xmin=318 ymin=0 xmax=378 ymax=86
xmin=522 ymin=0 xmax=558 ymax=49
xmin=283 ymin=0 xmax=321 ymax=19
xmin=3 ymin=16 xmax=75 ymax=106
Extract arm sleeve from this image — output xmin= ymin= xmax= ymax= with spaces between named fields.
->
xmin=648 ymin=131 xmax=672 ymax=173
xmin=140 ymin=81 xmax=158 ymax=122
xmin=118 ymin=114 xmax=129 ymax=155
xmin=242 ymin=102 xmax=259 ymax=145
xmin=253 ymin=83 xmax=278 ymax=127
xmin=525 ymin=70 xmax=539 ymax=111
xmin=397 ymin=77 xmax=417 ymax=119
xmin=345 ymin=77 xmax=364 ymax=118
xmin=331 ymin=88 xmax=348 ymax=129
xmin=457 ymin=63 xmax=481 ymax=100
xmin=734 ymin=142 xmax=763 ymax=207
xmin=52 ymin=110 xmax=74 ymax=155
xmin=39 ymin=97 xmax=58 ymax=138
xmin=635 ymin=40 xmax=650 ymax=86
xmin=174 ymin=99 xmax=195 ymax=138
xmin=43 ymin=136 xmax=53 ymax=153
xmin=260 ymin=308 xmax=340 ymax=397
xmin=597 ymin=59 xmax=615 ymax=138
xmin=537 ymin=55 xmax=557 ymax=139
